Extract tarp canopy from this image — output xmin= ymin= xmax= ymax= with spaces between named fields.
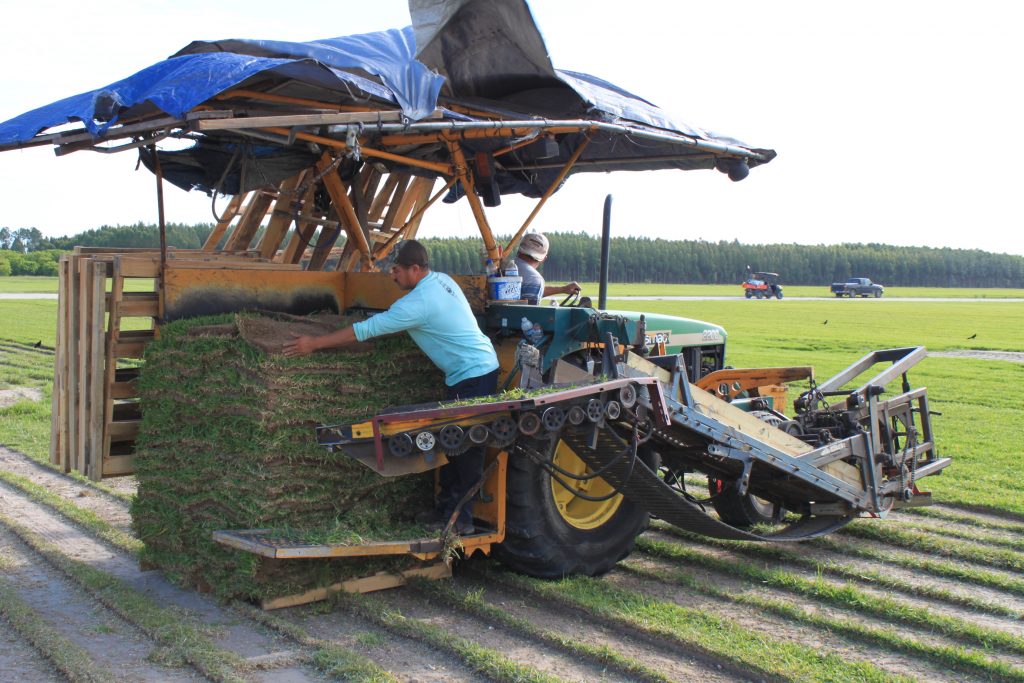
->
xmin=0 ymin=0 xmax=774 ymax=199
xmin=0 ymin=27 xmax=440 ymax=144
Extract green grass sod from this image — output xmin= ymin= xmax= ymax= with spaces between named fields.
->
xmin=131 ymin=312 xmax=449 ymax=601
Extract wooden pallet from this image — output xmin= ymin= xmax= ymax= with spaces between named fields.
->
xmin=49 ymin=160 xmax=445 ymax=480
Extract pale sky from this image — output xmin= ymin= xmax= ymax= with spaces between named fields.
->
xmin=1 ymin=1 xmax=1021 ymax=256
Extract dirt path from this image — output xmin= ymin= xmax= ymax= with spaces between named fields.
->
xmin=0 ymin=627 xmax=65 ymax=683
xmin=0 ymin=479 xmax=323 ymax=682
xmin=928 ymin=349 xmax=1024 ymax=363
xmin=0 ymin=524 xmax=201 ymax=682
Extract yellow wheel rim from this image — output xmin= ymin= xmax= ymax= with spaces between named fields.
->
xmin=549 ymin=439 xmax=623 ymax=529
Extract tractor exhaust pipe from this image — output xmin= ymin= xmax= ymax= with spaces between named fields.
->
xmin=599 ymin=194 xmax=612 ymax=310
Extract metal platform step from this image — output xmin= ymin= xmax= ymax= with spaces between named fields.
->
xmin=212 ymin=528 xmax=444 ymax=559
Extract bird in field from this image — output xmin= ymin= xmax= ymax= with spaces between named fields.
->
xmin=967 ymin=333 xmax=977 ymax=339
xmin=33 ymin=340 xmax=42 ymax=348
xmin=822 ymin=320 xmax=828 ymax=325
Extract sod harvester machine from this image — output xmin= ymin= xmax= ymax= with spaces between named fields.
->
xmin=2 ymin=0 xmax=948 ymax=600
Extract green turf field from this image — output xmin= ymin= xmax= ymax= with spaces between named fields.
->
xmin=1 ymin=289 xmax=1022 ymax=513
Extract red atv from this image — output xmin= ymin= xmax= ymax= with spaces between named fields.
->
xmin=742 ymin=271 xmax=784 ymax=299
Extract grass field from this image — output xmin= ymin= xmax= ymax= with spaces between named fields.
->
xmin=2 ymin=290 xmax=1021 ymax=512
xmin=3 ymin=275 xmax=1023 ymax=299
xmin=2 ymin=286 xmax=1024 ymax=680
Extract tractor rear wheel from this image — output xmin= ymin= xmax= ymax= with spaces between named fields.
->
xmin=708 ymin=476 xmax=785 ymax=527
xmin=495 ymin=438 xmax=660 ymax=578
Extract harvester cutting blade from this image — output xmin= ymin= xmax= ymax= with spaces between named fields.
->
xmin=559 ymin=427 xmax=853 ymax=542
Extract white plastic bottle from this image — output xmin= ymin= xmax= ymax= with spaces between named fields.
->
xmin=484 ymin=258 xmax=498 ymax=277
xmin=504 ymin=259 xmax=519 ymax=278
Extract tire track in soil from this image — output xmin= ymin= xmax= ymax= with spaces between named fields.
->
xmin=448 ymin=571 xmax=737 ymax=682
xmin=0 ymin=623 xmax=65 ymax=683
xmin=275 ymin=605 xmax=489 ymax=682
xmin=0 ymin=479 xmax=323 ymax=683
xmin=0 ymin=525 xmax=200 ymax=682
xmin=649 ymin=527 xmax=1024 ymax=639
xmin=630 ymin=541 xmax=1024 ymax=677
xmin=0 ymin=446 xmax=133 ymax=535
xmin=7 ymin=437 xmax=1019 ymax=681
xmin=606 ymin=559 xmax=965 ymax=683
xmin=369 ymin=578 xmax=666 ymax=683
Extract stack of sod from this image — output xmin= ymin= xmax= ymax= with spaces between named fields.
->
xmin=131 ymin=312 xmax=446 ymax=601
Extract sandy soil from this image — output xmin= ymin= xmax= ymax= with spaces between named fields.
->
xmin=3 ymin=441 xmax=1024 ymax=682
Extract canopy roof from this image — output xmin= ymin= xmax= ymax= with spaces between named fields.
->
xmin=0 ymin=0 xmax=775 ymax=268
xmin=0 ymin=0 xmax=773 ymax=190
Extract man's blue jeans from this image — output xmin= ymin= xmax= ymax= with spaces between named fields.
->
xmin=439 ymin=368 xmax=500 ymax=526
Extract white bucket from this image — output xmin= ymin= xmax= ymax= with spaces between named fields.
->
xmin=488 ymin=276 xmax=522 ymax=301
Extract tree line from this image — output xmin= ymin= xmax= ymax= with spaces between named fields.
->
xmin=3 ymin=223 xmax=1022 ymax=287
xmin=422 ymin=234 xmax=1024 ymax=288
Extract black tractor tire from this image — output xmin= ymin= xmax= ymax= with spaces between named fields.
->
xmin=708 ymin=476 xmax=785 ymax=527
xmin=495 ymin=440 xmax=660 ymax=578
xmin=745 ymin=289 xmax=753 ymax=299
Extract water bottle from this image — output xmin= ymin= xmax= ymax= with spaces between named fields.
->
xmin=484 ymin=258 xmax=498 ymax=277
xmin=504 ymin=259 xmax=519 ymax=278
xmin=521 ymin=317 xmax=533 ymax=336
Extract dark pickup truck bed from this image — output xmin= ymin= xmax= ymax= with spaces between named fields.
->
xmin=830 ymin=278 xmax=884 ymax=297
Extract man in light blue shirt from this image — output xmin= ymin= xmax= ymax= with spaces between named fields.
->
xmin=283 ymin=240 xmax=499 ymax=535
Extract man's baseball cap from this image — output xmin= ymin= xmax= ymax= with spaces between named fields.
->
xmin=394 ymin=239 xmax=429 ymax=268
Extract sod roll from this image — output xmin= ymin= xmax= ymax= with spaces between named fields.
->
xmin=131 ymin=312 xmax=446 ymax=601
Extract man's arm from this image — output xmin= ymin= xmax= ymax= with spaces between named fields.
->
xmin=543 ymin=281 xmax=581 ymax=297
xmin=282 ymin=326 xmax=357 ymax=357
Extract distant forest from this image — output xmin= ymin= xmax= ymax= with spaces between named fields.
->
xmin=2 ymin=223 xmax=1022 ymax=288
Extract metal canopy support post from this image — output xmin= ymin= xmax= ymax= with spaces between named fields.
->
xmin=599 ymin=194 xmax=612 ymax=309
xmin=445 ymin=138 xmax=499 ymax=262
xmin=317 ymin=153 xmax=375 ymax=271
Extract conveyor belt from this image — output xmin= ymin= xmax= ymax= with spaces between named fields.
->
xmin=559 ymin=427 xmax=853 ymax=542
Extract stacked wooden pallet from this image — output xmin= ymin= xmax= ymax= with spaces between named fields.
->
xmin=49 ymin=248 xmax=301 ymax=480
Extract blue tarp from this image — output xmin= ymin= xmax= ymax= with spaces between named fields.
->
xmin=0 ymin=27 xmax=444 ymax=146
